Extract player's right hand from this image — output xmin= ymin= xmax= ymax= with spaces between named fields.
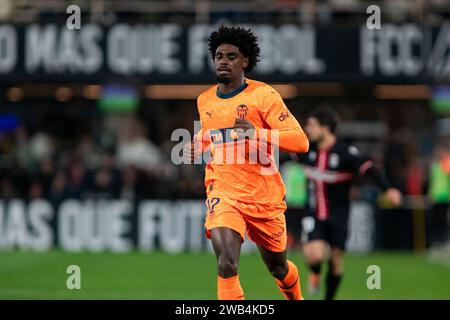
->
xmin=183 ymin=140 xmax=195 ymax=164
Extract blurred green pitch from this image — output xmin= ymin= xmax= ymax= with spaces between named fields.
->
xmin=0 ymin=251 xmax=449 ymax=299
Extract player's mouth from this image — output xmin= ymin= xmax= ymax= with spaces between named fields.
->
xmin=217 ymin=67 xmax=231 ymax=75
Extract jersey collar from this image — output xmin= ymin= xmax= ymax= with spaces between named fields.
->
xmin=216 ymin=81 xmax=248 ymax=99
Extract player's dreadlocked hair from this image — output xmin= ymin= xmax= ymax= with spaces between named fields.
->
xmin=208 ymin=25 xmax=260 ymax=74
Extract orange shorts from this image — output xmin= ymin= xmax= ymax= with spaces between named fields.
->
xmin=204 ymin=194 xmax=287 ymax=252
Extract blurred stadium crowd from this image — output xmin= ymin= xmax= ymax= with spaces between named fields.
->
xmin=0 ymin=110 xmax=206 ymax=201
xmin=0 ymin=98 xmax=436 ymax=200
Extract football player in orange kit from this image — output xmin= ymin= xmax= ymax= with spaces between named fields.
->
xmin=183 ymin=26 xmax=309 ymax=300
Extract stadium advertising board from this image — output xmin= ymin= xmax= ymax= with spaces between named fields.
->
xmin=0 ymin=23 xmax=444 ymax=83
xmin=0 ymin=199 xmax=374 ymax=253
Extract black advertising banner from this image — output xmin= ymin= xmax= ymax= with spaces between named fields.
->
xmin=0 ymin=23 xmax=446 ymax=84
xmin=0 ymin=198 xmax=418 ymax=253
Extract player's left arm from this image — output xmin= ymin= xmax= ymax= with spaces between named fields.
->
xmin=234 ymin=88 xmax=309 ymax=153
xmin=347 ymin=146 xmax=402 ymax=206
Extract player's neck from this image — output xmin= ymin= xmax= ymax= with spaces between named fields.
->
xmin=318 ymin=134 xmax=336 ymax=150
xmin=217 ymin=76 xmax=245 ymax=94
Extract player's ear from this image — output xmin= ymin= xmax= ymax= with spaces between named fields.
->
xmin=243 ymin=57 xmax=249 ymax=69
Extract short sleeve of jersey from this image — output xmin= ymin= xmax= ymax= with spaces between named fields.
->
xmin=259 ymin=87 xmax=301 ymax=130
xmin=344 ymin=145 xmax=372 ymax=174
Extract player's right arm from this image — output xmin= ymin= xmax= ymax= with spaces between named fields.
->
xmin=183 ymin=96 xmax=212 ymax=163
xmin=183 ymin=126 xmax=212 ymax=163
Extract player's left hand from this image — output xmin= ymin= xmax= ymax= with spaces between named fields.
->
xmin=384 ymin=188 xmax=402 ymax=207
xmin=233 ymin=118 xmax=255 ymax=139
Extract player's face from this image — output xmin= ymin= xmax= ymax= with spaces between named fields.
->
xmin=305 ymin=117 xmax=326 ymax=142
xmin=214 ymin=44 xmax=249 ymax=84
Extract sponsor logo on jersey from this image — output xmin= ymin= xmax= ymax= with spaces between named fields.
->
xmin=278 ymin=110 xmax=290 ymax=121
xmin=210 ymin=127 xmax=245 ymax=144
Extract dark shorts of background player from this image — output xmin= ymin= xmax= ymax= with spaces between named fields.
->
xmin=302 ymin=215 xmax=349 ymax=251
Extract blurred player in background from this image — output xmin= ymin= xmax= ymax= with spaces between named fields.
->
xmin=184 ymin=26 xmax=309 ymax=300
xmin=291 ymin=108 xmax=402 ymax=300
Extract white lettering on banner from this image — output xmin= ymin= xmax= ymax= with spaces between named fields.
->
xmin=257 ymin=24 xmax=277 ymax=73
xmin=159 ymin=201 xmax=187 ymax=254
xmin=1 ymin=22 xmax=449 ymax=79
xmin=108 ymin=200 xmax=132 ymax=252
xmin=28 ymin=200 xmax=54 ymax=251
xmin=188 ymin=24 xmax=215 ymax=73
xmin=427 ymin=22 xmax=450 ymax=80
xmin=360 ymin=24 xmax=423 ymax=76
xmin=107 ymin=24 xmax=182 ymax=75
xmin=79 ymin=25 xmax=103 ymax=73
xmin=187 ymin=24 xmax=325 ymax=75
xmin=0 ymin=22 xmax=446 ymax=79
xmin=25 ymin=24 xmax=102 ymax=73
xmin=4 ymin=200 xmax=28 ymax=248
xmin=251 ymin=24 xmax=325 ymax=74
xmin=0 ymin=25 xmax=16 ymax=73
xmin=82 ymin=200 xmax=103 ymax=252
xmin=0 ymin=200 xmax=53 ymax=250
xmin=138 ymin=200 xmax=218 ymax=253
xmin=185 ymin=201 xmax=206 ymax=252
xmin=0 ymin=199 xmax=372 ymax=253
xmin=59 ymin=200 xmax=83 ymax=251
xmin=138 ymin=201 xmax=159 ymax=251
xmin=59 ymin=200 xmax=132 ymax=252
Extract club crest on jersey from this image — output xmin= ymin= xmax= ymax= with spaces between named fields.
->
xmin=329 ymin=153 xmax=340 ymax=168
xmin=237 ymin=104 xmax=248 ymax=118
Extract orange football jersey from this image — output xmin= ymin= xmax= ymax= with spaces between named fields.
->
xmin=195 ymin=79 xmax=308 ymax=213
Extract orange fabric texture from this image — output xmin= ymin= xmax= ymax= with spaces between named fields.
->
xmin=196 ymin=79 xmax=309 ymax=207
xmin=204 ymin=193 xmax=288 ymax=252
xmin=275 ymin=260 xmax=303 ymax=300
xmin=217 ymin=275 xmax=245 ymax=300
